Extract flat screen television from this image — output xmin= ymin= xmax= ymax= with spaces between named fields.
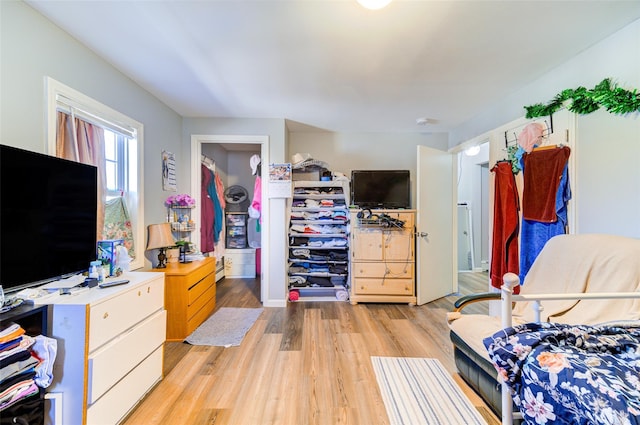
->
xmin=351 ymin=170 xmax=411 ymax=209
xmin=0 ymin=144 xmax=98 ymax=294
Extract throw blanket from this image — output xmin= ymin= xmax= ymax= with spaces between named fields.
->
xmin=484 ymin=322 xmax=640 ymax=425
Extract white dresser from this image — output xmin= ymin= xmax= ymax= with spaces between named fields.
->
xmin=45 ymin=272 xmax=166 ymax=425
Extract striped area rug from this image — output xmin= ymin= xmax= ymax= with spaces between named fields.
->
xmin=371 ymin=356 xmax=487 ymax=425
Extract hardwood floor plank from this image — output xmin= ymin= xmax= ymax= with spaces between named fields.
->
xmin=123 ymin=273 xmax=500 ymax=425
xmin=279 ymin=301 xmax=304 ymax=351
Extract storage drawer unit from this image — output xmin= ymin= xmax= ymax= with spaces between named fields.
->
xmin=154 ymin=257 xmax=217 ymax=341
xmin=224 ymin=248 xmax=256 ymax=278
xmin=225 ymin=212 xmax=248 ymax=249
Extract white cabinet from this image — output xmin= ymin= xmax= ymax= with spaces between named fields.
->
xmin=287 ymin=180 xmax=350 ymax=301
xmin=224 ymin=248 xmax=256 ymax=278
xmin=46 ymin=272 xmax=166 ymax=425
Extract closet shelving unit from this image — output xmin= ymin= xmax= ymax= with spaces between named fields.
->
xmin=287 ymin=180 xmax=350 ymax=302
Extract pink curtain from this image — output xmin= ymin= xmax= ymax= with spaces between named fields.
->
xmin=56 ymin=111 xmax=107 ymax=240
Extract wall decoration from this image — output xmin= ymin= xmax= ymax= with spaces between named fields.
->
xmin=162 ymin=150 xmax=176 ymax=191
xmin=268 ymin=163 xmax=292 ymax=198
xmin=525 ymin=78 xmax=640 ymax=119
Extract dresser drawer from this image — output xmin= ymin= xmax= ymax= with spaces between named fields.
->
xmin=352 ymin=262 xmax=413 ymax=279
xmin=352 ymin=278 xmax=414 ymax=296
xmin=187 ymin=271 xmax=215 ymax=306
xmin=88 ymin=309 xmax=166 ymax=404
xmin=187 ymin=277 xmax=216 ymax=321
xmin=86 ymin=346 xmax=163 ymax=425
xmin=89 ymin=276 xmax=164 ymax=350
xmin=184 ymin=259 xmax=216 ymax=288
xmin=186 ymin=294 xmax=216 ymax=336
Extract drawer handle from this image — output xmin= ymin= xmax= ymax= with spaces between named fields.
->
xmin=147 ymin=286 xmax=151 ymax=293
xmin=138 ymin=290 xmax=141 ymax=297
xmin=103 ymin=312 xmax=109 ymax=319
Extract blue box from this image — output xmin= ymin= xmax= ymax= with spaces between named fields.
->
xmin=97 ymin=239 xmax=124 ymax=276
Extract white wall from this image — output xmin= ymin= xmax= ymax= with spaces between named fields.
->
xmin=289 ymin=132 xmax=448 ymax=208
xmin=449 ymin=19 xmax=640 ymax=147
xmin=451 ymin=18 xmax=640 ymax=238
xmin=0 ymin=1 xmax=185 ymax=268
xmin=576 ymin=110 xmax=640 ymax=237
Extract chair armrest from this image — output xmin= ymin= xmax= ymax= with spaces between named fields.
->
xmin=453 ymin=292 xmax=501 ymax=312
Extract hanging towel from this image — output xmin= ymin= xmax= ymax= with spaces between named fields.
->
xmin=522 ymin=146 xmax=570 ymax=222
xmin=519 ymin=163 xmax=571 ymax=282
xmin=490 ymin=161 xmax=520 ymax=292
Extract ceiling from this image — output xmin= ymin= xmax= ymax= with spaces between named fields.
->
xmin=27 ymin=1 xmax=640 ymax=134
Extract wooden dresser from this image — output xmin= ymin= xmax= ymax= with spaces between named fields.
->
xmin=349 ymin=209 xmax=416 ymax=305
xmin=153 ymin=257 xmax=216 ymax=341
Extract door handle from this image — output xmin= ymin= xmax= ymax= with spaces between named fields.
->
xmin=417 ymin=232 xmax=429 ymax=238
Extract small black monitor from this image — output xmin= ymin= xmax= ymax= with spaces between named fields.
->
xmin=351 ymin=170 xmax=410 ymax=209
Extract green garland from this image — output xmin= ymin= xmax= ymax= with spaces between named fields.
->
xmin=524 ymin=78 xmax=640 ymax=118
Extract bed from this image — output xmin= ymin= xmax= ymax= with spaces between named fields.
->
xmin=484 ymin=270 xmax=640 ymax=424
xmin=448 ymin=234 xmax=640 ymax=424
xmin=484 ymin=320 xmax=640 ymax=424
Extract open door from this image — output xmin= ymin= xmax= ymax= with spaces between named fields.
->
xmin=416 ymin=145 xmax=456 ymax=305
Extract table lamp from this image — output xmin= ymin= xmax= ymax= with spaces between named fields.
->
xmin=146 ymin=223 xmax=175 ymax=268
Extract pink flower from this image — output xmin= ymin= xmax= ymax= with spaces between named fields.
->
xmin=537 ymin=352 xmax=570 ymax=374
xmin=165 ymin=194 xmax=195 ymax=207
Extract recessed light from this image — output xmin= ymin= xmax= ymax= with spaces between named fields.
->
xmin=357 ymin=0 xmax=393 ymax=10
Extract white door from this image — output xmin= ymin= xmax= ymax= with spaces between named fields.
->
xmin=416 ymin=145 xmax=456 ymax=305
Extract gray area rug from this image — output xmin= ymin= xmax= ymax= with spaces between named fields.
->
xmin=185 ymin=307 xmax=263 ymax=347
xmin=371 ymin=356 xmax=487 ymax=425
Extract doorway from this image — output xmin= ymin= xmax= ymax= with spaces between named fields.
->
xmin=190 ymin=135 xmax=270 ymax=304
xmin=457 ymin=142 xmax=489 ymax=274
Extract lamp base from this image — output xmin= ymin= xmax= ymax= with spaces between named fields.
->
xmin=179 ymin=244 xmax=193 ymax=264
xmin=157 ymin=247 xmax=168 ymax=268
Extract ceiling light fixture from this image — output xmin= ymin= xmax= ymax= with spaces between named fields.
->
xmin=416 ymin=117 xmax=432 ymax=126
xmin=464 ymin=145 xmax=481 ymax=157
xmin=357 ymin=0 xmax=393 ymax=10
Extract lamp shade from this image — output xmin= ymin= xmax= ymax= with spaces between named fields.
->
xmin=146 ymin=223 xmax=175 ymax=250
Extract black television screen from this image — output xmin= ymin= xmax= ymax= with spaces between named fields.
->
xmin=0 ymin=144 xmax=98 ymax=294
xmin=351 ymin=170 xmax=411 ymax=209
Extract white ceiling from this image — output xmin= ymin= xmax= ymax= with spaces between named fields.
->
xmin=27 ymin=1 xmax=640 ymax=134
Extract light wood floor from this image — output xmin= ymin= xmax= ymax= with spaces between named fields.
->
xmin=123 ymin=272 xmax=499 ymax=425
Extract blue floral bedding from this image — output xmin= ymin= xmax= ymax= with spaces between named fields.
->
xmin=483 ymin=322 xmax=640 ymax=424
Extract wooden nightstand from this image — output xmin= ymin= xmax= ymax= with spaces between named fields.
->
xmin=152 ymin=257 xmax=216 ymax=341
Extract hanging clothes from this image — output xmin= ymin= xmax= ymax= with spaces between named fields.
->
xmin=490 ymin=161 xmax=520 ymax=292
xmin=249 ymin=176 xmax=262 ymax=223
xmin=200 ymin=164 xmax=215 ymax=253
xmin=209 ymin=170 xmax=224 ymax=244
xmin=520 ymin=159 xmax=571 ymax=282
xmin=522 ymin=146 xmax=571 ymax=222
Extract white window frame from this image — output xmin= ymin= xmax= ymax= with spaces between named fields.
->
xmin=45 ymin=77 xmax=145 ymax=271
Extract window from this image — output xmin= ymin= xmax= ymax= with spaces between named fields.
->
xmin=46 ymin=77 xmax=144 ymax=271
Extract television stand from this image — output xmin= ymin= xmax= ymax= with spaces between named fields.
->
xmin=349 ymin=209 xmax=416 ymax=305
